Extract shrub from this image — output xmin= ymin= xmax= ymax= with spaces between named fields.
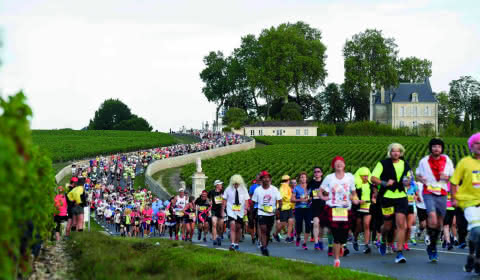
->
xmin=316 ymin=123 xmax=336 ymax=136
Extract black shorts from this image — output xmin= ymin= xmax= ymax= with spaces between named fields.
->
xmin=258 ymin=215 xmax=275 ymax=227
xmin=381 ymin=197 xmax=408 ymax=219
xmin=279 ymin=209 xmax=293 ymax=222
xmin=444 ymin=209 xmax=455 ymax=227
xmin=407 ymin=205 xmax=415 ymax=215
xmin=211 ymin=208 xmax=223 ymax=218
xmin=248 ymin=208 xmax=258 ymax=229
xmin=228 ymin=216 xmax=244 ymax=224
xmin=175 ymin=215 xmax=184 ymax=223
xmin=331 ymin=227 xmax=349 ymax=244
xmin=417 ymin=207 xmax=427 ymax=222
xmin=310 ymin=200 xmax=325 ymax=219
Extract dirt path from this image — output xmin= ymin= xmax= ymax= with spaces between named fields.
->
xmin=28 ymin=240 xmax=71 ymax=280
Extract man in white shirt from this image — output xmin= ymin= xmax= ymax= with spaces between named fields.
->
xmin=252 ymin=171 xmax=281 ymax=256
xmin=222 ymin=174 xmax=249 ymax=251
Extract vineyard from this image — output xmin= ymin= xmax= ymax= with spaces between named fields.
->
xmin=181 ymin=136 xmax=471 ymax=190
xmin=32 ymin=130 xmax=177 ymax=162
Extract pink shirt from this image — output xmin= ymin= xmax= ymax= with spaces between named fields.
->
xmin=54 ymin=194 xmax=68 ymax=216
xmin=143 ymin=209 xmax=153 ymax=222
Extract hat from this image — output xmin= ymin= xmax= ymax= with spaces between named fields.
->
xmin=259 ymin=170 xmax=271 ymax=179
xmin=281 ymin=175 xmax=290 ymax=181
xmin=213 ymin=180 xmax=223 ymax=186
xmin=429 ymin=138 xmax=444 ymax=153
xmin=202 ymin=190 xmax=208 ymax=194
xmin=71 ymin=177 xmax=78 ymax=183
xmin=178 ymin=188 xmax=185 ymax=192
xmin=331 ymin=156 xmax=345 ymax=169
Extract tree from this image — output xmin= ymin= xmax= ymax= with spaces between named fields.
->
xmin=436 ymin=91 xmax=452 ymax=129
xmin=199 ymin=51 xmax=230 ymax=128
xmin=343 ymin=29 xmax=399 ymax=120
xmin=113 ymin=116 xmax=153 ymax=131
xmin=253 ymin=21 xmax=327 ymax=104
xmin=311 ymin=93 xmax=325 ymax=121
xmin=224 ymin=107 xmax=247 ymax=129
xmin=280 ymin=102 xmax=303 ymax=121
xmin=88 ymin=99 xmax=133 ymax=130
xmin=449 ymin=76 xmax=480 ymax=131
xmin=322 ymin=83 xmax=347 ymax=123
xmin=397 ymin=57 xmax=432 ymax=83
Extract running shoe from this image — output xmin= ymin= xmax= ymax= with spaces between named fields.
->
xmin=234 ymin=244 xmax=240 ymax=251
xmin=386 ymin=246 xmax=393 ymax=255
xmin=213 ymin=240 xmax=218 ymax=246
xmin=403 ymin=243 xmax=410 ymax=251
xmin=427 ymin=246 xmax=433 ymax=261
xmin=464 ymin=255 xmax=474 ymax=273
xmin=175 ymin=235 xmax=179 ymax=241
xmin=251 ymin=237 xmax=256 ymax=245
xmin=296 ymin=237 xmax=301 ymax=247
xmin=273 ymin=234 xmax=281 ymax=242
xmin=379 ymin=242 xmax=387 ymax=256
xmin=363 ymin=245 xmax=371 ymax=254
xmin=261 ymin=247 xmax=269 ymax=256
xmin=314 ymin=242 xmax=320 ymax=250
xmin=318 ymin=241 xmax=324 ymax=251
xmin=302 ymin=243 xmax=308 ymax=250
xmin=343 ymin=246 xmax=350 ymax=257
xmin=375 ymin=239 xmax=381 ymax=249
xmin=448 ymin=242 xmax=454 ymax=251
xmin=454 ymin=239 xmax=459 ymax=246
xmin=395 ymin=252 xmax=407 ymax=263
xmin=353 ymin=241 xmax=359 ymax=251
xmin=229 ymin=244 xmax=235 ymax=251
xmin=431 ymin=250 xmax=438 ymax=262
xmin=286 ymin=237 xmax=294 ymax=243
xmin=203 ymin=237 xmax=207 ymax=242
xmin=328 ymin=246 xmax=333 ymax=256
xmin=458 ymin=242 xmax=467 ymax=249
xmin=334 ymin=259 xmax=340 ymax=267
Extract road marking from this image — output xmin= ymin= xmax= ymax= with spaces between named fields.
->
xmin=409 ymin=247 xmax=468 ymax=256
xmin=216 ymin=248 xmax=228 ymax=251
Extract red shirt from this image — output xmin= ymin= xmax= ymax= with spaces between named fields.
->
xmin=423 ymin=155 xmax=448 ymax=196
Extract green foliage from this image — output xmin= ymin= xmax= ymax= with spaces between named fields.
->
xmin=224 ymin=107 xmax=248 ymax=129
xmin=397 ymin=57 xmax=432 ymax=83
xmin=321 ymin=83 xmax=347 ymax=123
xmin=315 ymin=123 xmax=336 ymax=136
xmin=280 ymin=102 xmax=303 ymax=121
xmin=222 ymin=126 xmax=232 ymax=132
xmin=182 ymin=136 xmax=470 ymax=190
xmin=32 ymin=130 xmax=176 ymax=162
xmin=88 ymin=99 xmax=153 ymax=131
xmin=343 ymin=121 xmax=411 ymax=136
xmin=449 ymin=76 xmax=480 ymax=131
xmin=0 ymin=92 xmax=56 ymax=278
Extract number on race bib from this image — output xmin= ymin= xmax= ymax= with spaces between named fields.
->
xmin=382 ymin=207 xmax=394 ymax=216
xmin=407 ymin=195 xmax=415 ymax=203
xmin=332 ymin=208 xmax=348 ymax=222
xmin=232 ymin=204 xmax=241 ymax=212
xmin=189 ymin=213 xmax=196 ymax=219
xmin=146 ymin=220 xmax=151 ymax=225
xmin=263 ymin=205 xmax=273 ymax=213
xmin=199 ymin=206 xmax=207 ymax=211
xmin=176 ymin=211 xmax=184 ymax=217
xmin=360 ymin=202 xmax=371 ymax=212
xmin=214 ymin=196 xmax=223 ymax=204
xmin=473 ymin=171 xmax=480 ymax=189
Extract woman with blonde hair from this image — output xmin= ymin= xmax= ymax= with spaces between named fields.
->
xmin=222 ymin=174 xmax=249 ymax=251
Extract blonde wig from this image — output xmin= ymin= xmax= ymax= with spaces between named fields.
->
xmin=387 ymin=143 xmax=405 ymax=158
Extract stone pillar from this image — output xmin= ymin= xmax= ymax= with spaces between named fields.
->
xmin=192 ymin=158 xmax=207 ymax=198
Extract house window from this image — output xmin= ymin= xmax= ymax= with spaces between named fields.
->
xmin=296 ymin=129 xmax=300 ymax=136
xmin=400 ymin=106 xmax=405 ymax=117
xmin=250 ymin=130 xmax=255 ymax=136
xmin=304 ymin=129 xmax=308 ymax=136
xmin=258 ymin=130 xmax=263 ymax=136
xmin=425 ymin=106 xmax=430 ymax=116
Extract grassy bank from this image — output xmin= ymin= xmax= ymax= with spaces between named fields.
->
xmin=33 ymin=130 xmax=176 ymax=162
xmin=67 ymin=232 xmax=390 ymax=280
xmin=151 ymin=167 xmax=180 ymax=195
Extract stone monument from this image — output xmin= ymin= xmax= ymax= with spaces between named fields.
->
xmin=191 ymin=158 xmax=207 ymax=198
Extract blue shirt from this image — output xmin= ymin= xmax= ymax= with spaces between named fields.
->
xmin=249 ymin=184 xmax=259 ymax=208
xmin=293 ymin=185 xmax=308 ymax=209
xmin=406 ymin=182 xmax=418 ymax=206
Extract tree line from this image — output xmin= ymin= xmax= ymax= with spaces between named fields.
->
xmin=200 ymin=21 xmax=479 ymax=134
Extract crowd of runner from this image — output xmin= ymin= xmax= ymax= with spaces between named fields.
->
xmin=54 ymin=132 xmax=480 ymax=275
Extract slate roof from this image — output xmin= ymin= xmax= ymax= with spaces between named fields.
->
xmin=374 ymin=78 xmax=437 ymax=104
xmin=245 ymin=121 xmax=316 ymax=127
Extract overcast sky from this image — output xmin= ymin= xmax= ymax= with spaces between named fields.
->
xmin=0 ymin=0 xmax=479 ymax=132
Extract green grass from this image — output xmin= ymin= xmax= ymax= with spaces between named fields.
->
xmin=133 ymin=174 xmax=146 ymax=191
xmin=182 ymin=136 xmax=471 ymax=190
xmin=151 ymin=167 xmax=180 ymax=195
xmin=67 ymin=232 xmax=391 ymax=280
xmin=33 ymin=130 xmax=177 ymax=163
xmin=172 ymin=134 xmax=200 ymax=144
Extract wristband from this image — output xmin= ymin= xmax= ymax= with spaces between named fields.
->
xmin=381 ymin=181 xmax=388 ymax=187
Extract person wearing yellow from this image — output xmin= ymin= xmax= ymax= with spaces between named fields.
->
xmin=353 ymin=167 xmax=375 ymax=254
xmin=273 ymin=175 xmax=295 ymax=243
xmin=67 ymin=181 xmax=87 ymax=232
xmin=450 ymin=132 xmax=480 ymax=273
xmin=371 ymin=143 xmax=412 ymax=263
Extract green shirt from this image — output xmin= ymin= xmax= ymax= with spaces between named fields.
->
xmin=372 ymin=160 xmax=411 ymax=199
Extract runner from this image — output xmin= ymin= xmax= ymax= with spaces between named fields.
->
xmin=252 ymin=171 xmax=281 ymax=256
xmin=319 ymin=156 xmax=358 ymax=267
xmin=172 ymin=188 xmax=187 ymax=240
xmin=208 ymin=180 xmax=224 ymax=246
xmin=415 ymin=180 xmax=428 ymax=246
xmin=195 ymin=190 xmax=211 ymax=242
xmin=274 ymin=175 xmax=295 ymax=243
xmin=404 ymin=177 xmax=420 ymax=251
xmin=143 ymin=204 xmax=153 ymax=238
xmin=443 ymin=182 xmax=455 ymax=250
xmin=450 ymin=132 xmax=480 ymax=273
xmin=183 ymin=196 xmax=196 ymax=242
xmin=67 ymin=179 xmax=87 ymax=232
xmin=54 ymin=186 xmax=68 ymax=241
xmin=248 ymin=174 xmax=261 ymax=245
xmin=353 ymin=167 xmax=375 ymax=254
xmin=291 ymin=172 xmax=311 ymax=250
xmin=222 ymin=174 xmax=249 ymax=251
xmin=416 ymin=138 xmax=454 ymax=262
xmin=371 ymin=143 xmax=412 ymax=263
xmin=308 ymin=167 xmax=326 ymax=251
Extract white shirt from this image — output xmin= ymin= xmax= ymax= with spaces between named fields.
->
xmin=175 ymin=195 xmax=187 ymax=210
xmin=415 ymin=154 xmax=454 ymax=192
xmin=223 ymin=186 xmax=248 ymax=219
xmin=320 ymin=173 xmax=356 ymax=209
xmin=252 ymin=185 xmax=281 ymax=216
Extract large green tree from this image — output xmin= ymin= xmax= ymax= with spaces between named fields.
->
xmin=436 ymin=91 xmax=453 ymax=129
xmin=322 ymin=83 xmax=347 ymax=123
xmin=397 ymin=57 xmax=432 ymax=83
xmin=88 ymin=99 xmax=133 ymax=130
xmin=343 ymin=29 xmax=399 ymax=120
xmin=280 ymin=102 xmax=303 ymax=121
xmin=113 ymin=115 xmax=153 ymax=131
xmin=449 ymin=76 xmax=480 ymax=131
xmin=224 ymin=107 xmax=248 ymax=129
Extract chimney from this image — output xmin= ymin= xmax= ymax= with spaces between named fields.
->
xmin=380 ymin=86 xmax=385 ymax=104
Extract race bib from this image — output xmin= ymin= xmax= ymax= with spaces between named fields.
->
xmin=199 ymin=206 xmax=207 ymax=211
xmin=360 ymin=202 xmax=371 ymax=212
xmin=263 ymin=205 xmax=273 ymax=213
xmin=312 ymin=190 xmax=319 ymax=199
xmin=176 ymin=211 xmax=184 ymax=217
xmin=382 ymin=207 xmax=394 ymax=216
xmin=189 ymin=213 xmax=196 ymax=219
xmin=146 ymin=220 xmax=151 ymax=225
xmin=214 ymin=196 xmax=223 ymax=204
xmin=232 ymin=204 xmax=241 ymax=212
xmin=332 ymin=208 xmax=348 ymax=222
xmin=407 ymin=195 xmax=415 ymax=203
xmin=473 ymin=171 xmax=480 ymax=188
xmin=135 ymin=221 xmax=139 ymax=225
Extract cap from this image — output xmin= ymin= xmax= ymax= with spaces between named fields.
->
xmin=259 ymin=170 xmax=271 ymax=179
xmin=281 ymin=175 xmax=290 ymax=181
xmin=331 ymin=156 xmax=345 ymax=169
xmin=179 ymin=188 xmax=185 ymax=192
xmin=213 ymin=180 xmax=223 ymax=186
